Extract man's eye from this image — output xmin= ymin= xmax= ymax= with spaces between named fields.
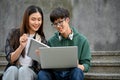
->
xmin=59 ymin=21 xmax=63 ymax=24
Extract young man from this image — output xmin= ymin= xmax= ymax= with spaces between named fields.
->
xmin=38 ymin=7 xmax=91 ymax=80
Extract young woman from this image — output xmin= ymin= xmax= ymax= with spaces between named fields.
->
xmin=2 ymin=5 xmax=47 ymax=80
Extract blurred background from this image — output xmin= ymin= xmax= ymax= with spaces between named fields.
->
xmin=0 ymin=0 xmax=120 ymax=52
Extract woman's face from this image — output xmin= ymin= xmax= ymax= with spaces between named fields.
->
xmin=29 ymin=12 xmax=42 ymax=34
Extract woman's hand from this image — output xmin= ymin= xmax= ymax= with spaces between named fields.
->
xmin=35 ymin=49 xmax=40 ymax=56
xmin=19 ymin=34 xmax=28 ymax=48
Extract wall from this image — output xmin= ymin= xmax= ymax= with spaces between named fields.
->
xmin=72 ymin=0 xmax=120 ymax=51
xmin=0 ymin=0 xmax=120 ymax=52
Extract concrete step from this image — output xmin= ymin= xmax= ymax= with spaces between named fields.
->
xmin=84 ymin=73 xmax=120 ymax=80
xmin=0 ymin=53 xmax=7 ymax=72
xmin=0 ymin=53 xmax=6 ymax=61
xmin=92 ymin=51 xmax=120 ymax=62
xmin=85 ymin=51 xmax=120 ymax=79
xmin=0 ymin=61 xmax=7 ymax=71
xmin=0 ymin=51 xmax=120 ymax=80
xmin=89 ymin=61 xmax=120 ymax=73
xmin=92 ymin=61 xmax=120 ymax=66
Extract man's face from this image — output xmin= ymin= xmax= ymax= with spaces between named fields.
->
xmin=52 ymin=18 xmax=69 ymax=34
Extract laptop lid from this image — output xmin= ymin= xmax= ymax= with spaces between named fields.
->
xmin=39 ymin=46 xmax=78 ymax=69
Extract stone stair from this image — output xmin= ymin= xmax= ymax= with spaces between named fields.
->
xmin=0 ymin=53 xmax=7 ymax=76
xmin=85 ymin=51 xmax=120 ymax=80
xmin=0 ymin=51 xmax=120 ymax=80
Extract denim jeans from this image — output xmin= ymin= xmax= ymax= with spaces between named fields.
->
xmin=37 ymin=68 xmax=84 ymax=80
xmin=2 ymin=66 xmax=37 ymax=80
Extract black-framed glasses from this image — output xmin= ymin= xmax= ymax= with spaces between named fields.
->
xmin=51 ymin=18 xmax=65 ymax=27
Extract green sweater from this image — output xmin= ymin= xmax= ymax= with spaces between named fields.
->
xmin=48 ymin=27 xmax=91 ymax=72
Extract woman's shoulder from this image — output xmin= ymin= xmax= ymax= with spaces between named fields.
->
xmin=9 ymin=27 xmax=20 ymax=34
xmin=10 ymin=27 xmax=20 ymax=32
xmin=8 ymin=27 xmax=20 ymax=38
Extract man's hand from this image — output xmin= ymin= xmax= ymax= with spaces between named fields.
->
xmin=78 ymin=64 xmax=84 ymax=71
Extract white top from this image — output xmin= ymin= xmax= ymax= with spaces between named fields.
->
xmin=19 ymin=33 xmax=41 ymax=67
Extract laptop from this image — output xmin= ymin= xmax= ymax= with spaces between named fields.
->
xmin=39 ymin=46 xmax=78 ymax=69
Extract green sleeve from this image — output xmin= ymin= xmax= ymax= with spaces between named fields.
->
xmin=79 ymin=39 xmax=92 ymax=72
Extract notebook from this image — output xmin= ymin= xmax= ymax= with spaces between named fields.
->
xmin=28 ymin=38 xmax=49 ymax=62
xmin=39 ymin=46 xmax=78 ymax=69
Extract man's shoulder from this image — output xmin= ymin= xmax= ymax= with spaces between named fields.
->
xmin=72 ymin=27 xmax=87 ymax=41
xmin=48 ymin=32 xmax=59 ymax=42
xmin=78 ymin=33 xmax=87 ymax=40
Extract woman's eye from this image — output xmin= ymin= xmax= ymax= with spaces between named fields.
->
xmin=38 ymin=18 xmax=42 ymax=21
xmin=31 ymin=18 xmax=36 ymax=21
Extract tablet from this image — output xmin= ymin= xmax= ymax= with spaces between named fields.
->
xmin=28 ymin=38 xmax=49 ymax=62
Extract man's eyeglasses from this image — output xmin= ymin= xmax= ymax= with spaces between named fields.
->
xmin=51 ymin=18 xmax=65 ymax=27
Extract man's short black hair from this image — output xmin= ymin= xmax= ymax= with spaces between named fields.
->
xmin=50 ymin=7 xmax=70 ymax=23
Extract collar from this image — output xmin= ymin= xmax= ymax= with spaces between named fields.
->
xmin=31 ymin=33 xmax=41 ymax=42
xmin=58 ymin=30 xmax=74 ymax=41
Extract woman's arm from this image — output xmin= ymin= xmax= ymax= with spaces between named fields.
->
xmin=10 ymin=34 xmax=28 ymax=63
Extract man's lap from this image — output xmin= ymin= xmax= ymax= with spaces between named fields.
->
xmin=38 ymin=68 xmax=84 ymax=80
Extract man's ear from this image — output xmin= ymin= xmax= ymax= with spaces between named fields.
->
xmin=66 ymin=17 xmax=70 ymax=23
